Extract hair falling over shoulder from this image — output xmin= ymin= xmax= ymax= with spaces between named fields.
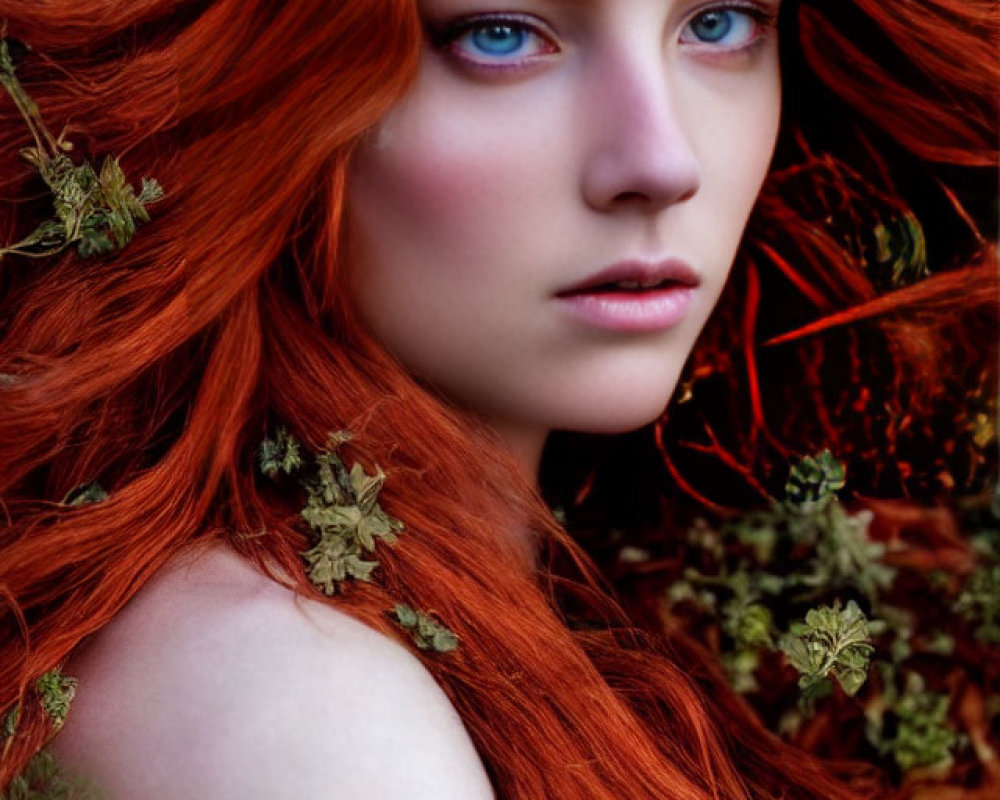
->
xmin=0 ymin=1 xmax=996 ymax=798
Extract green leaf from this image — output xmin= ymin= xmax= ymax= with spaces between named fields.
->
xmin=61 ymin=482 xmax=109 ymax=506
xmin=77 ymin=231 xmax=113 ymax=259
xmin=0 ymin=39 xmax=164 ymax=264
xmin=344 ymin=555 xmax=379 ymax=582
xmin=301 ymin=533 xmax=358 ymax=595
xmin=258 ymin=427 xmax=303 ymax=478
xmin=721 ymin=648 xmax=762 ymax=694
xmin=722 ymin=601 xmax=774 ymax=650
xmin=866 ymin=672 xmax=956 ymax=773
xmin=300 ymin=503 xmax=362 ymax=533
xmin=779 ymin=600 xmax=874 ymax=711
xmin=268 ymin=427 xmax=403 ymax=595
xmin=258 ymin=427 xmax=411 ymax=605
xmin=954 ymin=564 xmax=1000 ymax=643
xmin=2 ymin=703 xmax=20 ymax=739
xmin=394 ymin=604 xmax=419 ymax=628
xmin=35 ymin=669 xmax=77 ymax=730
xmin=350 ymin=462 xmax=386 ymax=516
xmin=138 ymin=177 xmax=164 ymax=206
xmin=431 ymin=628 xmax=460 ymax=653
xmin=20 ymin=219 xmax=65 ymax=249
xmin=392 ymin=605 xmax=459 ymax=653
xmin=784 ymin=450 xmax=846 ymax=514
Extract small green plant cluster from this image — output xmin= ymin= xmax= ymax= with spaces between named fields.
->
xmin=32 ymin=671 xmax=76 ymax=733
xmin=778 ymin=599 xmax=874 ymax=709
xmin=0 ymin=34 xmax=163 ymax=263
xmin=865 ymin=669 xmax=957 ymax=775
xmin=954 ymin=563 xmax=1000 ymax=644
xmin=1 ymin=751 xmax=101 ymax=800
xmin=60 ymin=483 xmax=108 ymax=507
xmin=2 ymin=670 xmax=85 ymax=799
xmin=258 ymin=428 xmax=459 ymax=650
xmin=661 ymin=451 xmax=997 ymax=778
xmin=667 ymin=451 xmax=888 ymax=700
xmin=259 ymin=428 xmax=404 ymax=594
xmin=2 ymin=668 xmax=78 ymax=742
xmin=870 ymin=211 xmax=929 ymax=291
xmin=392 ymin=604 xmax=460 ymax=653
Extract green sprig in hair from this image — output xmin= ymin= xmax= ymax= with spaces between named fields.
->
xmin=258 ymin=428 xmax=460 ymax=651
xmin=0 ymin=28 xmax=164 ymax=263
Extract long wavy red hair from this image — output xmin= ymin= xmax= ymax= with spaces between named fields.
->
xmin=1 ymin=1 xmax=996 ymax=797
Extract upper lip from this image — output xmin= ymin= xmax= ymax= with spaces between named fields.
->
xmin=555 ymin=258 xmax=701 ymax=296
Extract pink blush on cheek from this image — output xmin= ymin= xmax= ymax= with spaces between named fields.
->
xmin=353 ymin=137 xmax=538 ymax=285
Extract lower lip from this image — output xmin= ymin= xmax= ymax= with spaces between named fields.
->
xmin=556 ymin=285 xmax=696 ymax=332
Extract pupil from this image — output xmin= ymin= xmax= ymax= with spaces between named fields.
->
xmin=472 ymin=24 xmax=524 ymax=54
xmin=692 ymin=11 xmax=732 ymax=42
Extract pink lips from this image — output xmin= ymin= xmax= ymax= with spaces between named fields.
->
xmin=555 ymin=258 xmax=700 ymax=332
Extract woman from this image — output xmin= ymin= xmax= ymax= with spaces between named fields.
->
xmin=0 ymin=0 xmax=995 ymax=797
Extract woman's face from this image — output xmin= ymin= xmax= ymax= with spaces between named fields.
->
xmin=346 ymin=0 xmax=782 ymax=468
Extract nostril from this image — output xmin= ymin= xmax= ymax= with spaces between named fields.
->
xmin=613 ymin=191 xmax=650 ymax=204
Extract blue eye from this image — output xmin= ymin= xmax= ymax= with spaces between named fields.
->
xmin=681 ymin=7 xmax=769 ymax=49
xmin=431 ymin=15 xmax=558 ymax=68
xmin=468 ymin=23 xmax=527 ymax=56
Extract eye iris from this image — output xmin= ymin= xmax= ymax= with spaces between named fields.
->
xmin=691 ymin=11 xmax=733 ymax=43
xmin=471 ymin=24 xmax=525 ymax=55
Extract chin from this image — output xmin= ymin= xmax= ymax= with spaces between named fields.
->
xmin=538 ymin=364 xmax=683 ymax=434
xmin=545 ymin=393 xmax=674 ymax=435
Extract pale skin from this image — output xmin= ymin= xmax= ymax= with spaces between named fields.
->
xmin=52 ymin=0 xmax=782 ymax=796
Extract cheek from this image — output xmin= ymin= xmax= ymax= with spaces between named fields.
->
xmin=342 ymin=82 xmax=557 ymax=388
xmin=347 ymin=87 xmax=557 ymax=287
xmin=347 ymin=59 xmax=581 ymax=276
xmin=678 ymin=71 xmax=780 ymax=280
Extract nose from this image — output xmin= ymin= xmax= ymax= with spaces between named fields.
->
xmin=580 ymin=49 xmax=701 ymax=213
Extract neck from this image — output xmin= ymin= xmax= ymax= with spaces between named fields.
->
xmin=488 ymin=419 xmax=550 ymax=483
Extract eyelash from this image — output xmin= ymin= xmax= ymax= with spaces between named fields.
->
xmin=426 ymin=3 xmax=779 ymax=74
xmin=680 ymin=2 xmax=779 ymax=53
xmin=426 ymin=13 xmax=558 ymax=75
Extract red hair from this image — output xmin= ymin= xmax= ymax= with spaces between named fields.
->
xmin=1 ymin=1 xmax=995 ymax=797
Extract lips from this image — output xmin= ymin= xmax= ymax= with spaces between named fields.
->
xmin=555 ymin=258 xmax=701 ymax=297
xmin=554 ymin=258 xmax=700 ymax=332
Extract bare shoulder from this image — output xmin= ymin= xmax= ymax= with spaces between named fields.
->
xmin=51 ymin=545 xmax=494 ymax=800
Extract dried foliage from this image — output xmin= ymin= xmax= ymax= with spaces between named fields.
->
xmin=570 ymin=450 xmax=999 ymax=797
xmin=0 ymin=33 xmax=163 ymax=263
xmin=392 ymin=604 xmax=460 ymax=653
xmin=258 ymin=428 xmax=405 ymax=595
